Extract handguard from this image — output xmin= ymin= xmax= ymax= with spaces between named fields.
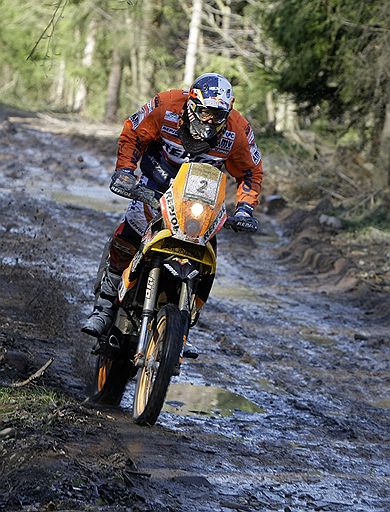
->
xmin=110 ymin=169 xmax=160 ymax=209
xmin=129 ymin=185 xmax=160 ymax=210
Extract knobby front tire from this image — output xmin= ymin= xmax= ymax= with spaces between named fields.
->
xmin=133 ymin=304 xmax=183 ymax=426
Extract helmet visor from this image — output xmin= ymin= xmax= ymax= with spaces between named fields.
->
xmin=194 ymin=106 xmax=229 ymax=125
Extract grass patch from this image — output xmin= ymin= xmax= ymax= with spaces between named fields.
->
xmin=0 ymin=386 xmax=69 ymax=425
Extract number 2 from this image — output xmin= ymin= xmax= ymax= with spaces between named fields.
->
xmin=197 ymin=179 xmax=207 ymax=193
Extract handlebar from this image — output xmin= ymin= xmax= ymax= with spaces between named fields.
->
xmin=110 ymin=179 xmax=257 ymax=233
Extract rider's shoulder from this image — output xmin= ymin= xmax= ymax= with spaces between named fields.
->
xmin=158 ymin=89 xmax=188 ymax=109
xmin=226 ymin=109 xmax=253 ymax=141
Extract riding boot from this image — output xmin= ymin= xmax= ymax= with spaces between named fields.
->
xmin=81 ymin=268 xmax=121 ymax=338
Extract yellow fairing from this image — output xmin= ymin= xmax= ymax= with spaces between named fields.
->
xmin=173 ymin=163 xmax=226 ymax=239
xmin=121 ymin=229 xmax=217 ymax=291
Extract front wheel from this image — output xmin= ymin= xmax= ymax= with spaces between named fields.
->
xmin=133 ymin=304 xmax=183 ymax=426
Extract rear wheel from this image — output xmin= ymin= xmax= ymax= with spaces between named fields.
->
xmin=133 ymin=304 xmax=183 ymax=426
xmin=89 ymin=355 xmax=133 ymax=406
xmin=88 ymin=330 xmax=138 ymax=406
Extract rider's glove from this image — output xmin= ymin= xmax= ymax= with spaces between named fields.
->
xmin=110 ymin=168 xmax=137 ymax=198
xmin=225 ymin=202 xmax=258 ymax=233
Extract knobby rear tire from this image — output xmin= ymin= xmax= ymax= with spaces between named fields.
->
xmin=133 ymin=304 xmax=183 ymax=426
xmin=89 ymin=354 xmax=134 ymax=407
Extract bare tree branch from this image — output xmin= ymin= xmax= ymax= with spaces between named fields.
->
xmin=10 ymin=358 xmax=54 ymax=388
xmin=27 ymin=0 xmax=68 ymax=61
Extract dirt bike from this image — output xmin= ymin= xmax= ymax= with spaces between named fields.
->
xmin=89 ymin=161 xmax=254 ymax=426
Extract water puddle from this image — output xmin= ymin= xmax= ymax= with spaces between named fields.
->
xmin=211 ymin=282 xmax=257 ymax=302
xmin=52 ymin=190 xmax=122 ymax=212
xmin=163 ymin=383 xmax=264 ymax=417
xmin=370 ymin=399 xmax=390 ymax=409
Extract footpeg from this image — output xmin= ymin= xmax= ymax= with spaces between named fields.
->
xmin=183 ymin=342 xmax=199 ymax=359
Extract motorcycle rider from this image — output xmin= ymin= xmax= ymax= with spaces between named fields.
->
xmin=82 ymin=72 xmax=263 ymax=339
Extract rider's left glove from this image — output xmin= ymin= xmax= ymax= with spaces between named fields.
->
xmin=225 ymin=202 xmax=258 ymax=232
xmin=110 ymin=168 xmax=137 ymax=198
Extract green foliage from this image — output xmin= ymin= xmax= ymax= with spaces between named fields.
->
xmin=260 ymin=1 xmax=390 ymax=127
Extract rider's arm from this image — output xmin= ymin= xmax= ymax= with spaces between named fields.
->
xmin=224 ymin=113 xmax=263 ymax=209
xmin=115 ymin=92 xmax=169 ymax=171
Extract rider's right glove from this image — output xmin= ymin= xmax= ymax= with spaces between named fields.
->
xmin=110 ymin=168 xmax=137 ymax=198
xmin=224 ymin=202 xmax=258 ymax=233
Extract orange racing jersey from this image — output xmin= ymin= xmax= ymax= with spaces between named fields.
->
xmin=116 ymin=89 xmax=263 ymax=208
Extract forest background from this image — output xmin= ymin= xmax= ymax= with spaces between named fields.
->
xmin=1 ymin=0 xmax=390 ymax=221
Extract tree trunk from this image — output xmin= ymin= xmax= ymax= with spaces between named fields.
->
xmin=265 ymin=90 xmax=276 ymax=133
xmin=104 ymin=48 xmax=123 ymax=122
xmin=138 ymin=0 xmax=154 ymax=101
xmin=275 ymin=95 xmax=298 ymax=132
xmin=52 ymin=58 xmax=66 ymax=107
xmin=215 ymin=0 xmax=231 ymax=58
xmin=183 ymin=0 xmax=203 ymax=87
xmin=73 ymin=22 xmax=96 ymax=112
xmin=378 ymin=100 xmax=390 ymax=188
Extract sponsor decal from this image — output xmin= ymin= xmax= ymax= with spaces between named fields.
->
xmin=204 ymin=204 xmax=226 ymax=241
xmin=162 ymin=124 xmax=178 ymax=136
xmin=161 ymin=242 xmax=205 ymax=260
xmin=130 ymin=249 xmax=143 ymax=275
xmin=164 ymin=110 xmax=179 ymax=122
xmin=224 ymin=130 xmax=235 ymax=140
xmin=245 ymin=124 xmax=255 ymax=144
xmin=129 ymin=97 xmax=159 ymax=130
xmin=161 ymin=137 xmax=225 ymax=167
xmin=145 ymin=275 xmax=154 ymax=299
xmin=165 ymin=189 xmax=179 ymax=232
xmin=216 ymin=137 xmax=234 ymax=152
xmin=154 ymin=164 xmax=170 ymax=182
xmin=162 ymin=138 xmax=187 ymax=161
xmin=129 ymin=105 xmax=148 ymax=130
xmin=250 ymin=144 xmax=262 ymax=165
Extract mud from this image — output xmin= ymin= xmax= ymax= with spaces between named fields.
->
xmin=0 ymin=112 xmax=389 ymax=511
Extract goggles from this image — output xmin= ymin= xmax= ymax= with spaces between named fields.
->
xmin=194 ymin=106 xmax=229 ymax=125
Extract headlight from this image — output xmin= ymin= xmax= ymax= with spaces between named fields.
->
xmin=191 ymin=202 xmax=204 ymax=217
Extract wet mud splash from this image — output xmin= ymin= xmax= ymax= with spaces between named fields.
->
xmin=0 ymin=113 xmax=389 ymax=511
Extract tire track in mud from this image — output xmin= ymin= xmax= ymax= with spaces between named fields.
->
xmin=0 ymin=117 xmax=389 ymax=511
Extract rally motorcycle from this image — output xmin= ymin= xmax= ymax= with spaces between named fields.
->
xmin=89 ymin=161 xmax=251 ymax=426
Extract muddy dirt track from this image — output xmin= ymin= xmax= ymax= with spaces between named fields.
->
xmin=0 ymin=112 xmax=389 ymax=511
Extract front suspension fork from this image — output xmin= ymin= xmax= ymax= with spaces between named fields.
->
xmin=134 ymin=265 xmax=161 ymax=367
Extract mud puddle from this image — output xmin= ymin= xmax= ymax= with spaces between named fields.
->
xmin=164 ymin=383 xmax=264 ymax=417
